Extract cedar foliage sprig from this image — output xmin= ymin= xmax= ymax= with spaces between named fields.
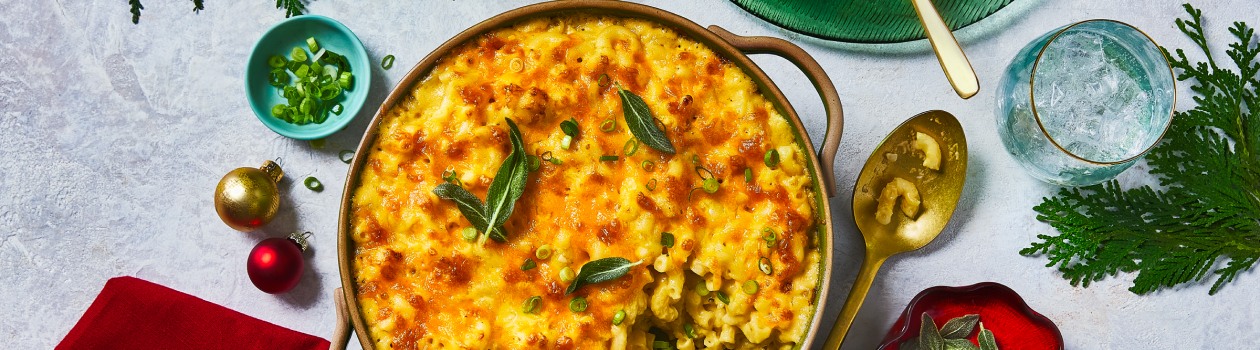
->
xmin=128 ymin=1 xmax=310 ymax=24
xmin=277 ymin=0 xmax=307 ymax=18
xmin=1021 ymin=4 xmax=1260 ymax=295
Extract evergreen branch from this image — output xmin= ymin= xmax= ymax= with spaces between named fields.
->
xmin=192 ymin=0 xmax=204 ymax=13
xmin=1023 ymin=4 xmax=1260 ymax=295
xmin=129 ymin=0 xmax=143 ymax=24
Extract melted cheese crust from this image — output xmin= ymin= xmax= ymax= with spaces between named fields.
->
xmin=351 ymin=15 xmax=821 ymax=350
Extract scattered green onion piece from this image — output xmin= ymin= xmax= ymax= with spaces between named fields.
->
xmin=442 ymin=170 xmax=463 ymax=186
xmin=758 ymin=257 xmax=773 ymax=275
xmin=612 ymin=309 xmax=626 ymax=325
xmin=381 ymin=54 xmax=395 ymax=69
xmin=527 ymin=155 xmax=541 ymax=171
xmin=304 ymin=177 xmax=323 ymax=192
xmin=331 ymin=103 xmax=344 ymax=115
xmin=715 ymin=291 xmax=730 ymax=304
xmin=645 ymin=178 xmax=657 ymax=191
xmin=461 ymin=227 xmax=477 ymax=242
xmin=271 ymin=104 xmax=287 ymax=117
xmin=522 ymin=296 xmax=541 ymax=314
xmin=702 ymin=178 xmax=719 ymax=194
xmin=338 ymin=72 xmax=353 ymax=89
xmin=560 ymin=118 xmax=579 ymax=137
xmin=600 ymin=155 xmax=619 ymax=162
xmin=653 ymin=341 xmax=671 ymax=349
xmin=268 ymin=55 xmax=287 ymax=68
xmin=309 ymin=138 xmax=326 ymax=149
xmin=550 ymin=157 xmax=563 ymax=165
xmin=762 ymin=228 xmax=777 ymax=248
xmin=661 ymin=232 xmax=675 ymax=248
xmin=744 ymin=168 xmax=752 ymax=183
xmin=291 ymin=47 xmax=307 ymax=62
xmin=641 ymin=160 xmax=656 ymax=172
xmin=695 ymin=283 xmax=709 ymax=297
xmin=536 ymin=245 xmax=553 ymax=260
xmin=522 ymin=258 xmax=537 ymax=271
xmin=684 ymin=323 xmax=697 ymax=339
xmin=559 ymin=266 xmax=575 ymax=282
xmin=569 ymin=297 xmax=588 ymax=313
xmin=600 ymin=118 xmax=616 ymax=132
xmin=306 ymin=37 xmax=319 ymax=53
xmin=764 ymin=149 xmax=780 ymax=168
xmin=542 ymin=151 xmax=562 ymax=165
xmin=623 ymin=139 xmax=639 ymax=156
xmin=742 ymin=280 xmax=758 ymax=295
xmin=562 ymin=135 xmax=573 ymax=150
xmin=339 ymin=150 xmax=354 ymax=164
xmin=597 ymin=73 xmax=610 ymax=88
xmin=690 ymin=154 xmax=701 ymax=166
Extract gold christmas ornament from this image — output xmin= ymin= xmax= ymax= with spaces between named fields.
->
xmin=215 ymin=160 xmax=284 ymax=231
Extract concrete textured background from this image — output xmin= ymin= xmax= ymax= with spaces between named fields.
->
xmin=2 ymin=0 xmax=1257 ymax=349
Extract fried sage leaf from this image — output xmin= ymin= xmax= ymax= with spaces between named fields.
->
xmin=978 ymin=323 xmax=999 ymax=350
xmin=433 ymin=183 xmax=498 ymax=237
xmin=565 ymin=257 xmax=642 ymax=295
xmin=940 ymin=314 xmax=980 ymax=339
xmin=617 ymin=86 xmax=675 ymax=154
xmin=482 ymin=118 xmax=529 ymax=242
xmin=919 ymin=313 xmax=945 ymax=350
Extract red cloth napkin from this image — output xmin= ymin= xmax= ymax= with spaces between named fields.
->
xmin=57 ymin=276 xmax=330 ymax=350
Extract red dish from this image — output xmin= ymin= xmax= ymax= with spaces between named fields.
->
xmin=877 ymin=282 xmax=1064 ymax=350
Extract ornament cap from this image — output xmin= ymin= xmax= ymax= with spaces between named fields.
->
xmin=288 ymin=231 xmax=312 ymax=251
xmin=260 ymin=160 xmax=284 ymax=183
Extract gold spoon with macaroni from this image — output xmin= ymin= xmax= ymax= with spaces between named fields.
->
xmin=822 ymin=110 xmax=968 ymax=350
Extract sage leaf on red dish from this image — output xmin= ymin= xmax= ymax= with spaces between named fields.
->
xmin=617 ymin=86 xmax=675 ymax=154
xmin=978 ymin=323 xmax=998 ymax=350
xmin=939 ymin=314 xmax=980 ymax=339
xmin=565 ymin=257 xmax=642 ymax=295
xmin=919 ymin=313 xmax=946 ymax=350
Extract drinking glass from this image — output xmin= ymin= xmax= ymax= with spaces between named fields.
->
xmin=996 ymin=20 xmax=1175 ymax=186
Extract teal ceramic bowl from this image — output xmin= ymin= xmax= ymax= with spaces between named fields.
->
xmin=246 ymin=15 xmax=370 ymax=140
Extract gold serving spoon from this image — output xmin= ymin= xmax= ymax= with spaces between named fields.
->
xmin=911 ymin=0 xmax=980 ymax=99
xmin=822 ymin=110 xmax=969 ymax=349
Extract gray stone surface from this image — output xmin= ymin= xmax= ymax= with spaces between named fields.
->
xmin=2 ymin=0 xmax=1257 ymax=348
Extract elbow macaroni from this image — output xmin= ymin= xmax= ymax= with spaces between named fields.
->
xmin=350 ymin=15 xmax=822 ymax=349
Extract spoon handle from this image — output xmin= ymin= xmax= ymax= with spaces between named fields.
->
xmin=910 ymin=0 xmax=979 ymax=99
xmin=822 ymin=250 xmax=889 ymax=350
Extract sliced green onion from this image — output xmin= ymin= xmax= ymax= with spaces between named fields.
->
xmin=684 ymin=323 xmax=697 ymax=339
xmin=535 ymin=245 xmax=553 ymax=260
xmin=522 ymin=258 xmax=537 ymax=271
xmin=702 ymin=178 xmax=719 ymax=194
xmin=744 ymin=168 xmax=752 ymax=183
xmin=306 ymin=37 xmax=319 ymax=53
xmin=522 ymin=296 xmax=541 ymax=314
xmin=271 ymin=104 xmax=287 ymax=117
xmin=715 ymin=291 xmax=730 ymax=304
xmin=339 ymin=150 xmax=354 ymax=164
xmin=695 ymin=283 xmax=709 ymax=297
xmin=645 ymin=178 xmax=657 ymax=191
xmin=758 ymin=257 xmax=773 ymax=275
xmin=331 ymin=103 xmax=344 ymax=115
xmin=597 ymin=73 xmax=610 ymax=88
xmin=661 ymin=232 xmax=675 ymax=248
xmin=559 ymin=266 xmax=575 ymax=282
xmin=381 ymin=54 xmax=395 ymax=69
xmin=560 ymin=118 xmax=579 ymax=137
xmin=612 ymin=309 xmax=626 ymax=325
xmin=269 ymin=69 xmax=289 ymax=87
xmin=641 ymin=160 xmax=656 ymax=172
xmin=762 ymin=227 xmax=777 ymax=248
xmin=653 ymin=341 xmax=671 ymax=349
xmin=309 ymin=138 xmax=326 ymax=149
xmin=527 ymin=155 xmax=541 ymax=171
xmin=550 ymin=157 xmax=563 ymax=165
xmin=600 ymin=119 xmax=616 ymax=133
xmin=561 ymin=135 xmax=573 ymax=150
xmin=461 ymin=227 xmax=477 ymax=242
xmin=309 ymin=62 xmax=323 ymax=76
xmin=742 ymin=280 xmax=758 ymax=295
xmin=600 ymin=155 xmax=619 ymax=162
xmin=304 ymin=177 xmax=323 ymax=192
xmin=338 ymin=72 xmax=353 ymax=89
xmin=291 ymin=47 xmax=308 ymax=62
xmin=690 ymin=154 xmax=701 ymax=166
xmin=542 ymin=151 xmax=562 ymax=165
xmin=295 ymin=65 xmax=310 ymax=79
xmin=569 ymin=296 xmax=588 ymax=313
xmin=764 ymin=149 xmax=780 ymax=168
xmin=623 ymin=139 xmax=639 ymax=156
xmin=268 ymin=55 xmax=287 ymax=68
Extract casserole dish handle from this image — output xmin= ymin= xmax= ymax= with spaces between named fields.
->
xmin=708 ymin=25 xmax=844 ymax=198
xmin=330 ymin=288 xmax=351 ymax=350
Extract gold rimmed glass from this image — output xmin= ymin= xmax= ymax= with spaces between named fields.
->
xmin=996 ymin=19 xmax=1175 ymax=186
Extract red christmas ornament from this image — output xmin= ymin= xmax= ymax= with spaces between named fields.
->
xmin=247 ymin=232 xmax=310 ymax=294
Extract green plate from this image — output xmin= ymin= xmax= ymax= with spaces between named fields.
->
xmin=732 ymin=0 xmax=1015 ymax=43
